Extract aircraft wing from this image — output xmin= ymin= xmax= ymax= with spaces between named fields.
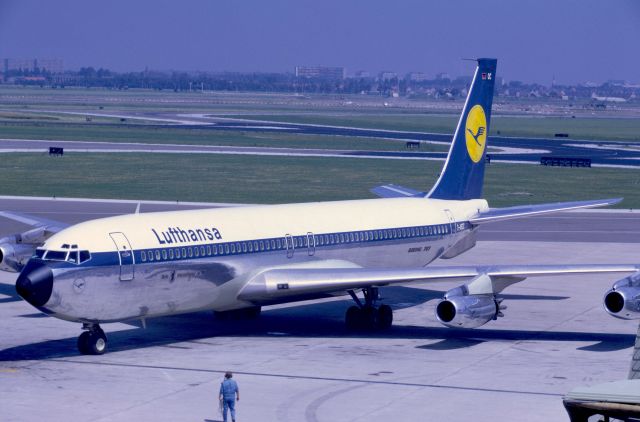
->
xmin=0 ymin=211 xmax=69 ymax=242
xmin=0 ymin=211 xmax=70 ymax=271
xmin=470 ymin=198 xmax=622 ymax=224
xmin=238 ymin=261 xmax=639 ymax=303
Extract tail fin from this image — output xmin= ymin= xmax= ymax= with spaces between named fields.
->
xmin=427 ymin=58 xmax=497 ymax=200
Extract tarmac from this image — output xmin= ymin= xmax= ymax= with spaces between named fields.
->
xmin=0 ymin=197 xmax=639 ymax=421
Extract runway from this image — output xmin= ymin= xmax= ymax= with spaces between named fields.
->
xmin=0 ymin=197 xmax=639 ymax=421
xmin=13 ymin=109 xmax=640 ymax=168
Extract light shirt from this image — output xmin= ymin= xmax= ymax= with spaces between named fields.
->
xmin=220 ymin=378 xmax=239 ymax=400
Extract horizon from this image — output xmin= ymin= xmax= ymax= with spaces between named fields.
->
xmin=1 ymin=0 xmax=639 ymax=86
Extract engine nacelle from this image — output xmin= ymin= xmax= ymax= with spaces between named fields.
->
xmin=435 ymin=294 xmax=500 ymax=329
xmin=603 ymin=274 xmax=640 ymax=320
xmin=0 ymin=242 xmax=35 ymax=272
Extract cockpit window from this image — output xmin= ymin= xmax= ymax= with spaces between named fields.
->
xmin=79 ymin=250 xmax=91 ymax=263
xmin=67 ymin=251 xmax=79 ymax=264
xmin=44 ymin=250 xmax=68 ymax=261
xmin=40 ymin=248 xmax=91 ymax=264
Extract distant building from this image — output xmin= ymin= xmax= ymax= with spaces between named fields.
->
xmin=3 ymin=58 xmax=63 ymax=74
xmin=354 ymin=70 xmax=371 ymax=78
xmin=379 ymin=71 xmax=398 ymax=81
xmin=295 ymin=66 xmax=345 ymax=79
xmin=435 ymin=72 xmax=451 ymax=81
xmin=407 ymin=72 xmax=428 ymax=82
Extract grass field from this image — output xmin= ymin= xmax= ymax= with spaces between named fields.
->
xmin=0 ymin=152 xmax=638 ymax=208
xmin=0 ymin=122 xmax=449 ymax=152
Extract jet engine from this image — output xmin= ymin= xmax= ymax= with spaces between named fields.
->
xmin=603 ymin=273 xmax=640 ymax=320
xmin=435 ymin=290 xmax=502 ymax=329
xmin=0 ymin=237 xmax=36 ymax=272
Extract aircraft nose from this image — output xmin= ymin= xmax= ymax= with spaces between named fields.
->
xmin=16 ymin=261 xmax=53 ymax=307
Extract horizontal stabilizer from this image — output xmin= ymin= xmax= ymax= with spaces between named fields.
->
xmin=470 ymin=198 xmax=622 ymax=224
xmin=370 ymin=184 xmax=425 ymax=198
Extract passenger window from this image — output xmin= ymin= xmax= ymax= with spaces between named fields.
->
xmin=338 ymin=234 xmax=344 ymax=243
xmin=253 ymin=241 xmax=259 ymax=251
xmin=242 ymin=243 xmax=247 ymax=253
xmin=276 ymin=238 xmax=282 ymax=249
xmin=224 ymin=244 xmax=230 ymax=254
xmin=147 ymin=251 xmax=153 ymax=261
xmin=169 ymin=249 xmax=174 ymax=259
xmin=212 ymin=245 xmax=218 ymax=256
xmin=270 ymin=240 xmax=276 ymax=249
xmin=229 ymin=244 xmax=235 ymax=253
xmin=162 ymin=250 xmax=167 ymax=260
xmin=247 ymin=242 xmax=253 ymax=252
xmin=141 ymin=251 xmax=147 ymax=262
xmin=188 ymin=247 xmax=193 ymax=257
xmin=175 ymin=248 xmax=180 ymax=259
xmin=207 ymin=245 xmax=212 ymax=255
xmin=155 ymin=250 xmax=161 ymax=260
xmin=194 ymin=247 xmax=200 ymax=257
xmin=200 ymin=246 xmax=205 ymax=256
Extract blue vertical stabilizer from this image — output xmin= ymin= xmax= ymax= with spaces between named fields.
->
xmin=427 ymin=58 xmax=497 ymax=200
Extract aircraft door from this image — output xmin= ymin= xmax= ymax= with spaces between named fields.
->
xmin=444 ymin=209 xmax=455 ymax=234
xmin=109 ymin=232 xmax=135 ymax=281
xmin=285 ymin=234 xmax=294 ymax=258
xmin=307 ymin=232 xmax=315 ymax=256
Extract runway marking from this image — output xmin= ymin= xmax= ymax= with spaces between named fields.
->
xmin=50 ymin=358 xmax=563 ymax=398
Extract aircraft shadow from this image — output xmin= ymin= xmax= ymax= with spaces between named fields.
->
xmin=0 ymin=281 xmax=20 ymax=304
xmin=0 ymin=286 xmax=627 ymax=361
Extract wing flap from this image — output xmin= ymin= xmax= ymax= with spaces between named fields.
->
xmin=238 ymin=263 xmax=639 ymax=303
xmin=470 ymin=198 xmax=622 ymax=224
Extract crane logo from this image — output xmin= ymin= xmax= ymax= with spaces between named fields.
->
xmin=465 ymin=105 xmax=487 ymax=163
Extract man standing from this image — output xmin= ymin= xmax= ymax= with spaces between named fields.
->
xmin=219 ymin=371 xmax=240 ymax=422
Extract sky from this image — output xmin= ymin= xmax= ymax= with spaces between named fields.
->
xmin=1 ymin=0 xmax=639 ymax=85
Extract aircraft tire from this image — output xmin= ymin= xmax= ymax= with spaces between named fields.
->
xmin=77 ymin=331 xmax=91 ymax=354
xmin=77 ymin=329 xmax=107 ymax=355
xmin=377 ymin=305 xmax=393 ymax=330
xmin=361 ymin=306 xmax=377 ymax=330
xmin=345 ymin=306 xmax=362 ymax=330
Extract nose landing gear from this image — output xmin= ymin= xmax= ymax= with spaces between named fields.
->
xmin=345 ymin=287 xmax=393 ymax=330
xmin=77 ymin=323 xmax=107 ymax=355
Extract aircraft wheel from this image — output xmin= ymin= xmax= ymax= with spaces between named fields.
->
xmin=361 ymin=306 xmax=378 ymax=330
xmin=377 ymin=305 xmax=393 ymax=330
xmin=77 ymin=328 xmax=107 ymax=355
xmin=345 ymin=306 xmax=362 ymax=330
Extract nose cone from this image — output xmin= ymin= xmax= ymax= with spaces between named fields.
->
xmin=16 ymin=260 xmax=53 ymax=307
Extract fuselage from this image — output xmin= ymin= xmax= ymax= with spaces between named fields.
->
xmin=18 ymin=196 xmax=488 ymax=323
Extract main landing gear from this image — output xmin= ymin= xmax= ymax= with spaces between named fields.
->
xmin=77 ymin=323 xmax=107 ymax=355
xmin=345 ymin=287 xmax=393 ymax=331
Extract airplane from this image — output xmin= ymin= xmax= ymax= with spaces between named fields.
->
xmin=4 ymin=58 xmax=640 ymax=355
